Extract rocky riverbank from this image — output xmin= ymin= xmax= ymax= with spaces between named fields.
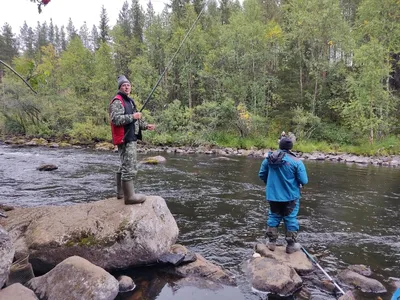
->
xmin=2 ymin=137 xmax=400 ymax=168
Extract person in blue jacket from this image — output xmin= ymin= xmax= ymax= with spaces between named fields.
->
xmin=258 ymin=137 xmax=308 ymax=254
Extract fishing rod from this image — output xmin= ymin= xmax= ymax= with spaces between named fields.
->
xmin=139 ymin=4 xmax=207 ymax=112
xmin=301 ymin=246 xmax=355 ymax=299
xmin=0 ymin=59 xmax=38 ymax=94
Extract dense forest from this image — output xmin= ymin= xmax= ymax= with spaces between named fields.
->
xmin=0 ymin=0 xmax=399 ymax=154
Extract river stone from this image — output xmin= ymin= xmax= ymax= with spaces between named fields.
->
xmin=27 ymin=256 xmax=119 ymax=300
xmin=0 ymin=283 xmax=38 ymax=300
xmin=167 ymin=253 xmax=236 ymax=286
xmin=37 ymin=164 xmax=58 ymax=171
xmin=348 ymin=264 xmax=372 ymax=277
xmin=338 ymin=269 xmax=387 ymax=293
xmin=140 ymin=155 xmax=167 ymax=164
xmin=255 ymin=244 xmax=313 ymax=274
xmin=246 ymin=257 xmax=302 ymax=296
xmin=1 ymin=196 xmax=179 ymax=273
xmin=0 ymin=225 xmax=14 ymax=288
xmin=118 ymin=275 xmax=136 ymax=292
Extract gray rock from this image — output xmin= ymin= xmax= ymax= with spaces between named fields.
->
xmin=118 ymin=275 xmax=136 ymax=292
xmin=0 ymin=226 xmax=14 ymax=288
xmin=140 ymin=155 xmax=167 ymax=164
xmin=338 ymin=269 xmax=387 ymax=293
xmin=27 ymin=256 xmax=119 ymax=300
xmin=37 ymin=164 xmax=58 ymax=171
xmin=348 ymin=264 xmax=372 ymax=277
xmin=255 ymin=244 xmax=313 ymax=274
xmin=245 ymin=257 xmax=302 ymax=296
xmin=2 ymin=197 xmax=179 ymax=273
xmin=166 ymin=253 xmax=235 ymax=286
xmin=0 ymin=283 xmax=38 ymax=300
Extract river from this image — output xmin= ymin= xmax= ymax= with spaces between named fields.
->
xmin=0 ymin=144 xmax=399 ymax=300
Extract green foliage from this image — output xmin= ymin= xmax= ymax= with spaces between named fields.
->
xmin=156 ymin=100 xmax=192 ymax=132
xmin=291 ymin=106 xmax=321 ymax=140
xmin=68 ymin=118 xmax=111 ymax=143
xmin=312 ymin=122 xmax=354 ymax=144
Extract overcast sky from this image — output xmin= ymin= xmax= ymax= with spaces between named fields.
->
xmin=0 ymin=0 xmax=167 ymax=33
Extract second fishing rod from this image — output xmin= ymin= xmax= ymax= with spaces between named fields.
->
xmin=139 ymin=4 xmax=207 ymax=113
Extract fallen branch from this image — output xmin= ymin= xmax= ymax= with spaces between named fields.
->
xmin=0 ymin=59 xmax=38 ymax=94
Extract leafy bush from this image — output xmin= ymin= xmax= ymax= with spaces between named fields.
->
xmin=291 ymin=106 xmax=321 ymax=140
xmin=68 ymin=119 xmax=111 ymax=143
xmin=312 ymin=122 xmax=355 ymax=144
xmin=156 ymin=100 xmax=192 ymax=132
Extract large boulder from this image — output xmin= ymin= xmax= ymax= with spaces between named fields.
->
xmin=1 ymin=197 xmax=179 ymax=273
xmin=27 ymin=256 xmax=119 ymax=300
xmin=0 ymin=225 xmax=14 ymax=288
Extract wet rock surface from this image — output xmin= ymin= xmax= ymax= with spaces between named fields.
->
xmin=0 ymin=226 xmax=14 ymax=288
xmin=1 ymin=197 xmax=178 ymax=273
xmin=0 ymin=283 xmax=38 ymax=300
xmin=27 ymin=256 xmax=119 ymax=300
xmin=338 ymin=269 xmax=387 ymax=293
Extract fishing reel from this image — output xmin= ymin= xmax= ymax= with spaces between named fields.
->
xmin=31 ymin=0 xmax=51 ymax=13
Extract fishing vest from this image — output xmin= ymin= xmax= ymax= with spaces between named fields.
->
xmin=110 ymin=94 xmax=137 ymax=145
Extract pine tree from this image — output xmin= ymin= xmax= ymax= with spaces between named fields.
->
xmin=48 ymin=18 xmax=55 ymax=45
xmin=19 ymin=21 xmax=30 ymax=53
xmin=60 ymin=25 xmax=67 ymax=51
xmin=54 ymin=25 xmax=61 ymax=53
xmin=131 ymin=0 xmax=145 ymax=55
xmin=0 ymin=23 xmax=18 ymax=64
xmin=99 ymin=5 xmax=110 ymax=43
xmin=66 ymin=18 xmax=77 ymax=41
xmin=145 ymin=0 xmax=155 ymax=30
xmin=79 ymin=22 xmax=91 ymax=50
xmin=90 ymin=25 xmax=100 ymax=51
xmin=118 ymin=1 xmax=132 ymax=36
xmin=220 ymin=0 xmax=231 ymax=25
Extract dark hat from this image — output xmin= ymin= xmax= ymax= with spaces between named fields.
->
xmin=118 ymin=75 xmax=130 ymax=89
xmin=279 ymin=137 xmax=293 ymax=150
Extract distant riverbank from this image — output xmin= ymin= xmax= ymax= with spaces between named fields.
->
xmin=2 ymin=136 xmax=400 ymax=168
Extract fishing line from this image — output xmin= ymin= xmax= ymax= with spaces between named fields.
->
xmin=140 ymin=2 xmax=207 ymax=112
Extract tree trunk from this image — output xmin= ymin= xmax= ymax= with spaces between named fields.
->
xmin=312 ymin=76 xmax=318 ymax=115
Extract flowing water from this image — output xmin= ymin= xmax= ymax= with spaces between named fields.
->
xmin=0 ymin=143 xmax=399 ymax=300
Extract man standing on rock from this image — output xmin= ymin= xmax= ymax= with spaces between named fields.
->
xmin=109 ymin=75 xmax=156 ymax=204
xmin=258 ymin=137 xmax=308 ymax=254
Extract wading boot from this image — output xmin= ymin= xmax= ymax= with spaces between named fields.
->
xmin=265 ymin=227 xmax=278 ymax=251
xmin=116 ymin=172 xmax=123 ymax=199
xmin=122 ymin=180 xmax=146 ymax=204
xmin=285 ymin=231 xmax=301 ymax=254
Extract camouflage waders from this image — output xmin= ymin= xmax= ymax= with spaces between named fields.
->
xmin=117 ymin=141 xmax=146 ymax=204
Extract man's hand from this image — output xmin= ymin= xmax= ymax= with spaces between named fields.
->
xmin=147 ymin=124 xmax=156 ymax=130
xmin=133 ymin=112 xmax=142 ymax=120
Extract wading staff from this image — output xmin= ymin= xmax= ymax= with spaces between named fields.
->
xmin=301 ymin=246 xmax=355 ymax=299
xmin=139 ymin=4 xmax=207 ymax=112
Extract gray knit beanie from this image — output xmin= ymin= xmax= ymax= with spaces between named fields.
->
xmin=279 ymin=137 xmax=293 ymax=150
xmin=117 ymin=75 xmax=130 ymax=89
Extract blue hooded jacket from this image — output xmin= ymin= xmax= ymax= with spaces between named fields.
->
xmin=258 ymin=150 xmax=308 ymax=202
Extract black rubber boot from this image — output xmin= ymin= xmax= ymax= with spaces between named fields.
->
xmin=116 ymin=172 xmax=123 ymax=199
xmin=265 ymin=227 xmax=278 ymax=251
xmin=122 ymin=180 xmax=146 ymax=204
xmin=285 ymin=231 xmax=301 ymax=254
